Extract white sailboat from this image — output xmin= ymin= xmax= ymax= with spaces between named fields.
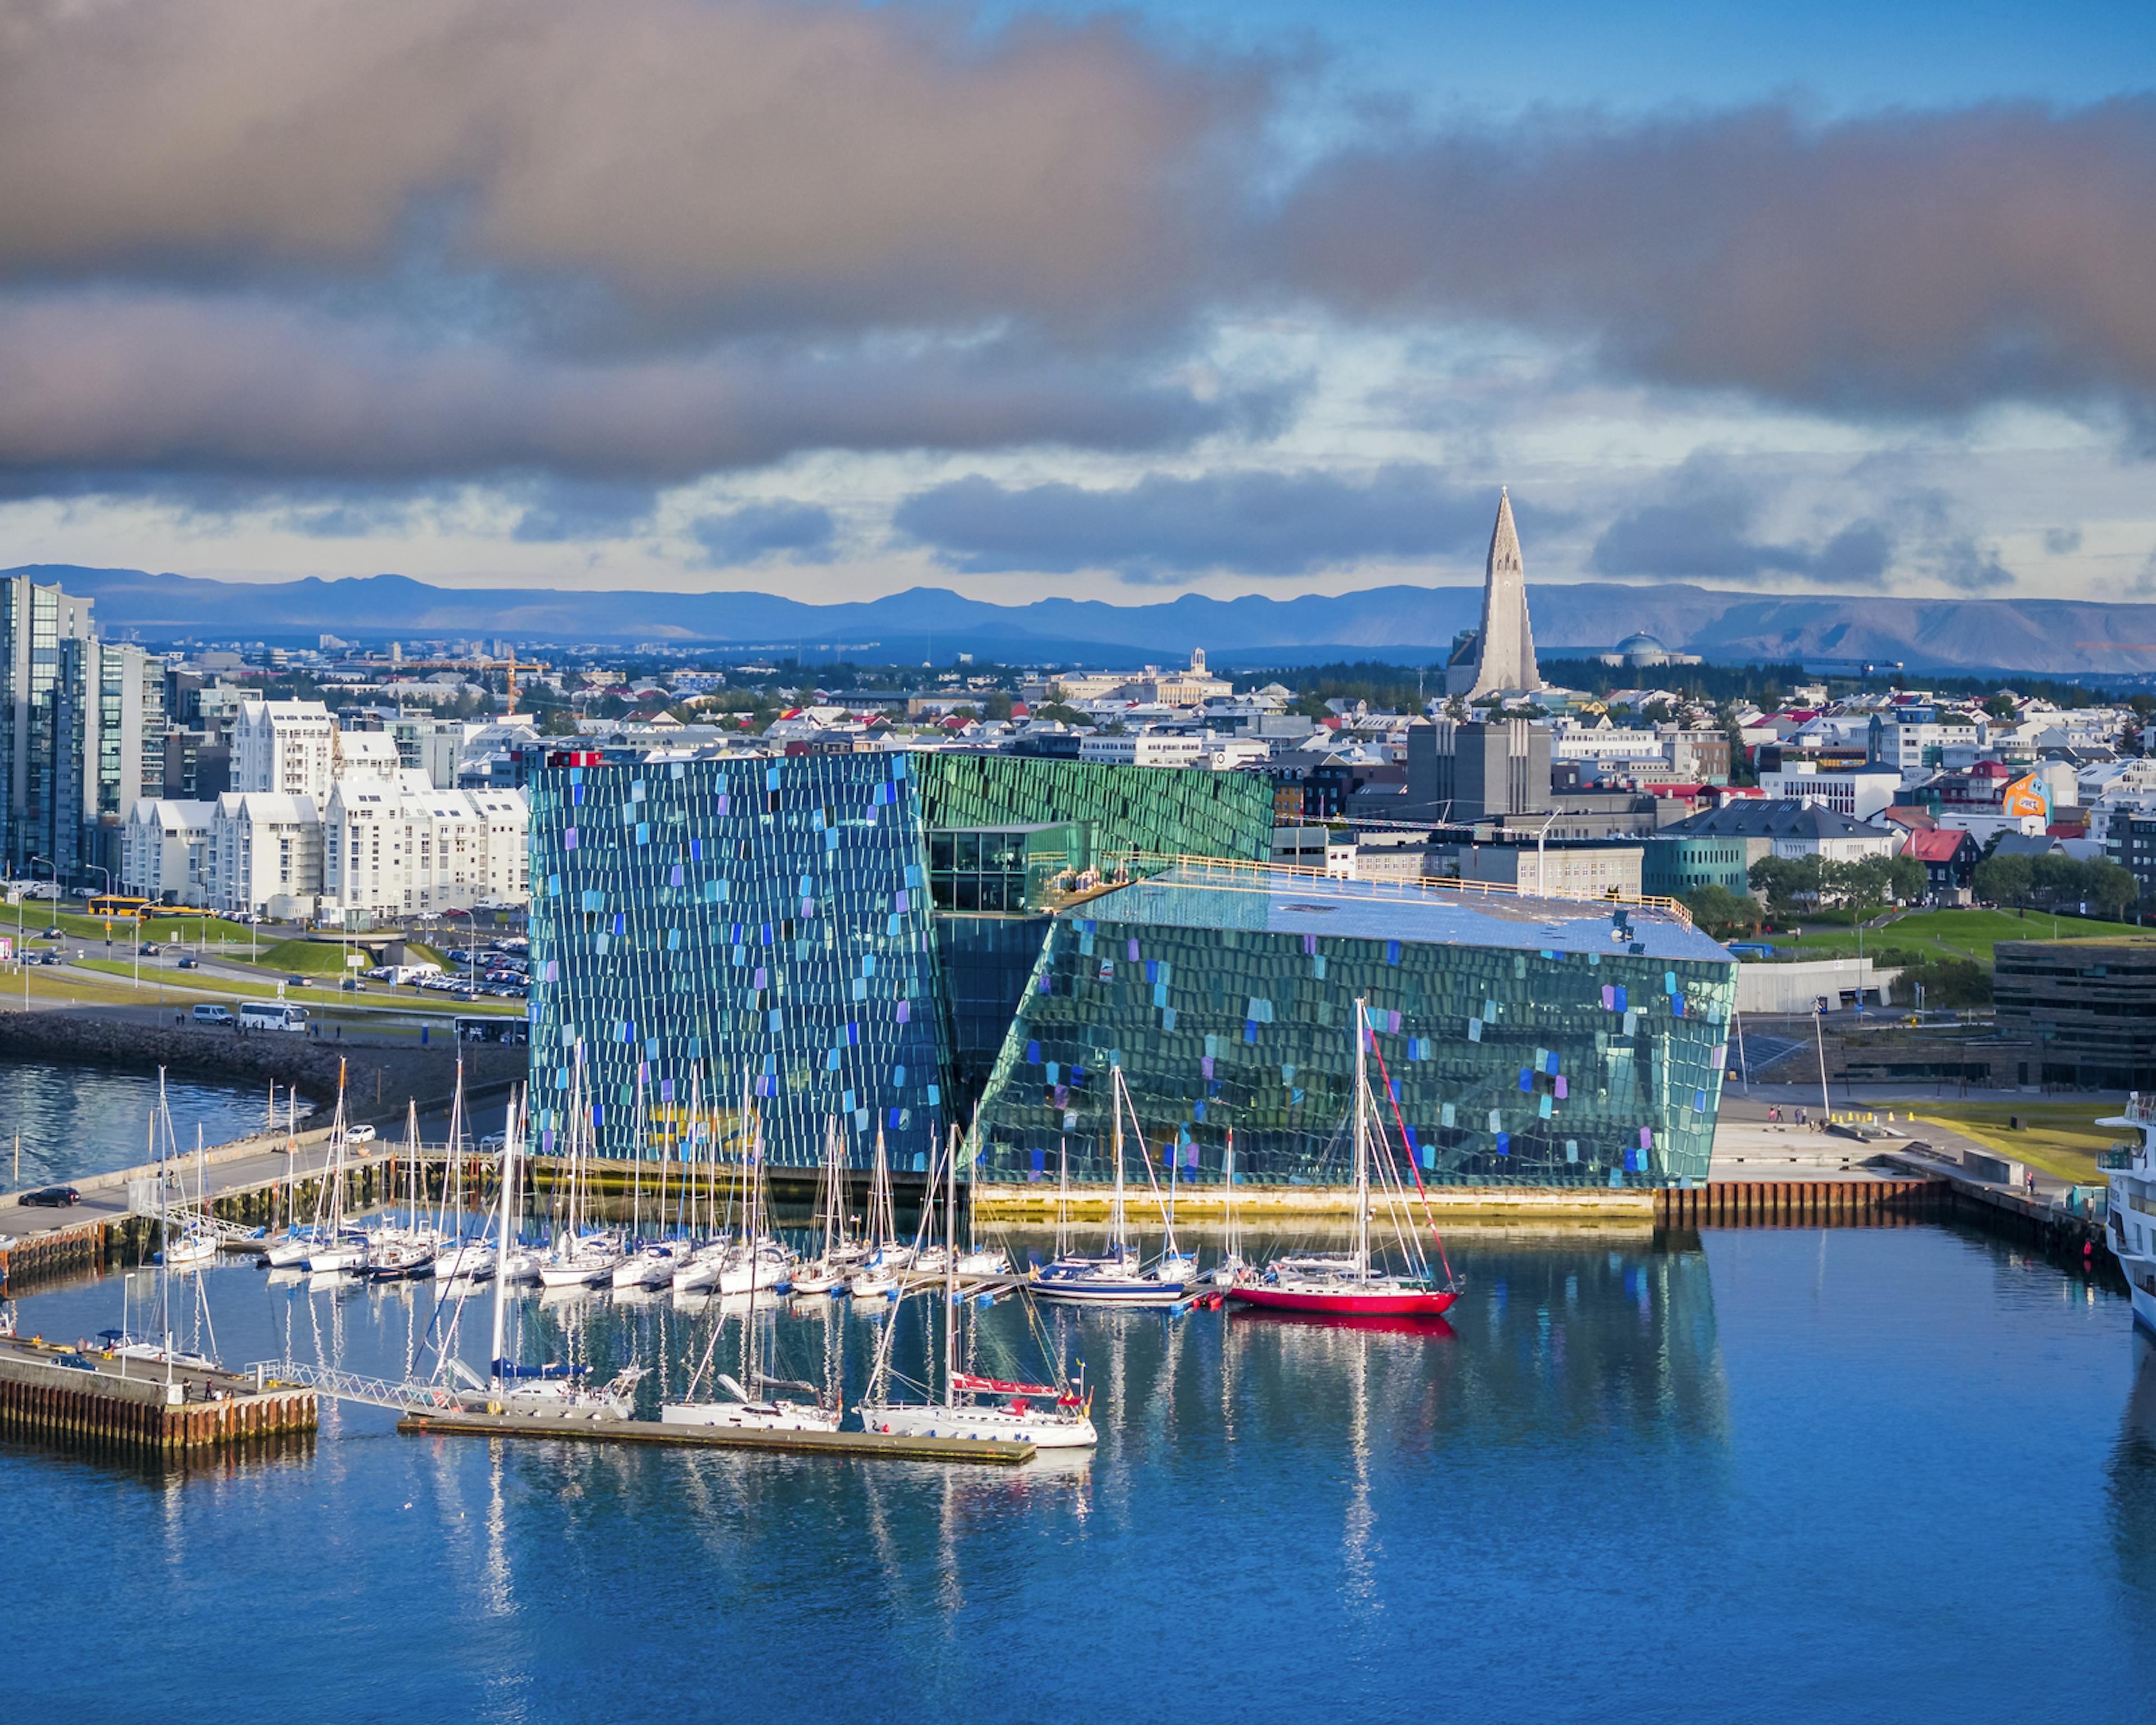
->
xmin=663 ymin=1119 xmax=838 ymax=1431
xmin=486 ymin=1103 xmax=641 ymax=1419
xmin=1207 ymin=1129 xmax=1251 ymax=1287
xmin=848 ymin=1126 xmax=903 ymax=1297
xmin=861 ymin=1130 xmax=1095 ymax=1448
xmin=537 ymin=1055 xmax=623 ymax=1289
xmin=1031 ymin=1069 xmax=1190 ymax=1306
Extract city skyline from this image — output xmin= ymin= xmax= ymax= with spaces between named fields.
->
xmin=0 ymin=1 xmax=2151 ymax=608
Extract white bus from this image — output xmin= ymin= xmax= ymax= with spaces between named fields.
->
xmin=239 ymin=1001 xmax=308 ymax=1033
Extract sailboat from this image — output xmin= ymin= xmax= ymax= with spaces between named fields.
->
xmin=1207 ymin=1129 xmax=1252 ymax=1287
xmin=859 ymin=1130 xmax=1095 ymax=1448
xmin=435 ymin=1061 xmax=497 ymax=1280
xmin=303 ymin=1066 xmax=371 ymax=1274
xmin=848 ymin=1126 xmax=903 ymax=1297
xmin=789 ymin=1121 xmax=850 ymax=1295
xmin=953 ymin=1124 xmax=1009 ymax=1279
xmin=662 ymin=1128 xmax=839 ymax=1431
xmin=485 ymin=1106 xmax=642 ymax=1419
xmin=1228 ymin=997 xmax=1459 ymax=1321
xmin=613 ymin=1070 xmax=678 ymax=1290
xmin=537 ymin=1055 xmax=624 ymax=1289
xmin=1031 ymin=1069 xmax=1190 ymax=1306
xmin=160 ymin=1113 xmax=221 ymax=1269
xmin=368 ymin=1103 xmax=437 ymax=1280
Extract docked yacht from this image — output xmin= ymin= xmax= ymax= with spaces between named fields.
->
xmin=2103 ymin=1093 xmax=2156 ymax=1334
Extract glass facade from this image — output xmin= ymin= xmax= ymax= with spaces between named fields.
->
xmin=971 ymin=864 xmax=1737 ymax=1188
xmin=526 ymin=752 xmax=949 ymax=1170
xmin=911 ymin=752 xmax=1275 ymax=864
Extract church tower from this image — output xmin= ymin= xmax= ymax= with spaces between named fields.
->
xmin=1455 ymin=487 xmax=1538 ymax=698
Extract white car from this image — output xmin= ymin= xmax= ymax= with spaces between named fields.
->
xmin=347 ymin=1123 xmax=377 ymax=1144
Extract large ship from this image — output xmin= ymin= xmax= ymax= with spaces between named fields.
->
xmin=2102 ymin=1093 xmax=2156 ymax=1334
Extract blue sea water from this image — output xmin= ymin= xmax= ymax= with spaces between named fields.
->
xmin=1 ymin=1224 xmax=2147 ymax=1724
xmin=0 ymin=1058 xmax=308 ymax=1189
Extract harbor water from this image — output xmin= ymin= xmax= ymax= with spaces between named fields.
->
xmin=0 ymin=1222 xmax=2148 ymax=1722
xmin=0 ymin=1058 xmax=305 ymax=1190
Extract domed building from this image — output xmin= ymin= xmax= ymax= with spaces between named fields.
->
xmin=1597 ymin=631 xmax=1702 ymax=670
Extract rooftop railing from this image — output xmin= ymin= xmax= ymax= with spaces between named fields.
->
xmin=1068 ymin=850 xmax=1696 ymax=929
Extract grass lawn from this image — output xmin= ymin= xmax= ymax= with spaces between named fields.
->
xmin=1906 ymin=1099 xmax=2131 ymax=1186
xmin=68 ymin=958 xmax=520 ymax=1016
xmin=10 ymin=907 xmax=262 ymax=946
xmin=1761 ymin=907 xmax=2150 ymax=970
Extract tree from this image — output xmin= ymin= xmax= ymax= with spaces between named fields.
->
xmin=1750 ymin=854 xmax=1823 ymax=910
xmin=1972 ymin=852 xmax=2032 ymax=906
xmin=1683 ymin=883 xmax=1762 ymax=941
xmin=538 ymin=706 xmax=579 ymax=737
xmin=985 ymin=691 xmax=1015 ymax=722
xmin=1983 ymin=692 xmax=2018 ymax=721
xmin=1033 ymin=702 xmax=1088 ymax=726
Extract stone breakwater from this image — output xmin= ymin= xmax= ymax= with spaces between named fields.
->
xmin=0 ymin=1011 xmax=524 ymax=1124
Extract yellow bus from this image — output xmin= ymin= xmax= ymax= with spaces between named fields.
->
xmin=86 ymin=893 xmax=152 ymax=919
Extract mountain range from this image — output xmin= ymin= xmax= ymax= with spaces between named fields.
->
xmin=10 ymin=564 xmax=2156 ymax=678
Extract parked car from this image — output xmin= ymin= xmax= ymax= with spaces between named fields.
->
xmin=21 ymin=1185 xmax=80 ymax=1207
xmin=191 ymin=1003 xmax=235 ymax=1025
xmin=53 ymin=1352 xmax=97 ymax=1372
xmin=347 ymin=1124 xmax=377 ymax=1144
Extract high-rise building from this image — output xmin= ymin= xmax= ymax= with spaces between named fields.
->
xmin=1445 ymin=489 xmax=1541 ymax=698
xmin=232 ymin=700 xmax=337 ymax=801
xmin=0 ymin=576 xmax=99 ymax=878
xmin=1405 ymin=718 xmax=1552 ymax=822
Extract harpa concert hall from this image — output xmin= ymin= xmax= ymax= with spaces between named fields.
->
xmin=525 ymin=751 xmax=1737 ymax=1187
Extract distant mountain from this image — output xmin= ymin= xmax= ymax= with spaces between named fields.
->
xmin=9 ymin=564 xmax=2156 ymax=677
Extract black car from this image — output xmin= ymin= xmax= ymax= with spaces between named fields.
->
xmin=21 ymin=1185 xmax=80 ymax=1207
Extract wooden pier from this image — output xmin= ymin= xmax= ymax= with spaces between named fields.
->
xmin=396 ymin=1407 xmax=1036 ymax=1464
xmin=1654 ymin=1178 xmax=1944 ymax=1227
xmin=0 ymin=1335 xmax=316 ymax=1455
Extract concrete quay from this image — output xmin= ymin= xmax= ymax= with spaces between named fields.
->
xmin=0 ymin=1333 xmax=316 ymax=1455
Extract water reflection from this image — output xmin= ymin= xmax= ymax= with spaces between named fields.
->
xmin=0 ymin=1058 xmax=314 ymax=1188
xmin=2111 ymin=1329 xmax=2156 ymax=1596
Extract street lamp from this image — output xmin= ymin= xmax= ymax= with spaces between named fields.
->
xmin=83 ymin=863 xmax=118 ymax=981
xmin=22 ymin=856 xmax=52 ymax=1010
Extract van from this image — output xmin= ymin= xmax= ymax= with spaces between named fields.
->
xmin=191 ymin=1003 xmax=235 ymax=1026
xmin=238 ymin=1001 xmax=307 ymax=1033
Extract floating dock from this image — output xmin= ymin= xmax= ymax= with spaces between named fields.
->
xmin=396 ymin=1407 xmax=1035 ymax=1464
xmin=0 ymin=1335 xmax=317 ymax=1455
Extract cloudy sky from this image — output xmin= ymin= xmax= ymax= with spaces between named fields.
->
xmin=2 ymin=0 xmax=2153 ymax=607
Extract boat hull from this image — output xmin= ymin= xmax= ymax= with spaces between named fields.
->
xmin=1031 ymin=1276 xmax=1187 ymax=1306
xmin=1228 ymin=1285 xmax=1458 ymax=1317
xmin=861 ymin=1402 xmax=1097 ymax=1448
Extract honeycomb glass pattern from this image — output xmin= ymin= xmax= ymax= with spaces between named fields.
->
xmin=971 ymin=868 xmax=1738 ymax=1188
xmin=526 ymin=754 xmax=948 ymax=1169
xmin=912 ymin=753 xmax=1275 ymax=863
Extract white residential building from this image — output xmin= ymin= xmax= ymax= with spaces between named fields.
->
xmin=1550 ymin=723 xmax=1665 ymax=765
xmin=119 ymin=798 xmax=215 ymax=906
xmin=322 ymin=772 xmax=529 ymax=916
xmin=207 ymin=792 xmax=323 ymax=915
xmin=1078 ymin=732 xmax=1214 ymax=768
xmin=231 ymin=700 xmax=337 ymax=801
xmin=1758 ymin=759 xmax=1904 ymax=820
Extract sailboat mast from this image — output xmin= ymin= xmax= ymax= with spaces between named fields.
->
xmin=490 ymin=1095 xmax=516 ymax=1391
xmin=943 ymin=1126 xmax=958 ymax=1408
xmin=1354 ymin=997 xmax=1369 ymax=1277
xmin=1110 ymin=1070 xmax=1126 ymax=1254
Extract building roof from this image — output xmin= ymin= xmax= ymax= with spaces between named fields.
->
xmin=1990 ymin=833 xmax=2062 ymax=858
xmin=1902 ymin=828 xmax=1976 ymax=861
xmin=1658 ymin=799 xmax=1886 ymax=842
xmin=1072 ymin=864 xmax=1732 ymax=965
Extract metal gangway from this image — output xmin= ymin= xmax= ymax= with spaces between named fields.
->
xmin=248 ymin=1356 xmax=488 ymax=1414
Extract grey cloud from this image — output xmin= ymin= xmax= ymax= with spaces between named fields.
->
xmin=510 ymin=480 xmax=659 ymax=543
xmin=0 ymin=293 xmax=1255 ymax=486
xmin=0 ymin=0 xmax=1264 ymax=345
xmin=690 ymin=501 xmax=837 ymax=566
xmin=1931 ymin=538 xmax=2015 ymax=592
xmin=2045 ymin=527 xmax=2084 ymax=555
xmin=894 ymin=464 xmax=1507 ymax=578
xmin=1272 ymin=102 xmax=2156 ymax=416
xmin=1592 ymin=462 xmax=1895 ymax=587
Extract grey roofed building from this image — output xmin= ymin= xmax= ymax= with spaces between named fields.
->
xmin=1988 ymin=832 xmax=2066 ymax=859
xmin=1656 ymin=799 xmax=1895 ymax=859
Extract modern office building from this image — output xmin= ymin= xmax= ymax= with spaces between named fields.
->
xmin=1404 ymin=717 xmax=1552 ymax=822
xmin=1993 ymin=938 xmax=2156 ymax=1090
xmin=0 ymin=574 xmax=98 ymax=878
xmin=970 ymin=861 xmax=1735 ymax=1188
xmin=524 ymin=749 xmax=1736 ymax=1184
